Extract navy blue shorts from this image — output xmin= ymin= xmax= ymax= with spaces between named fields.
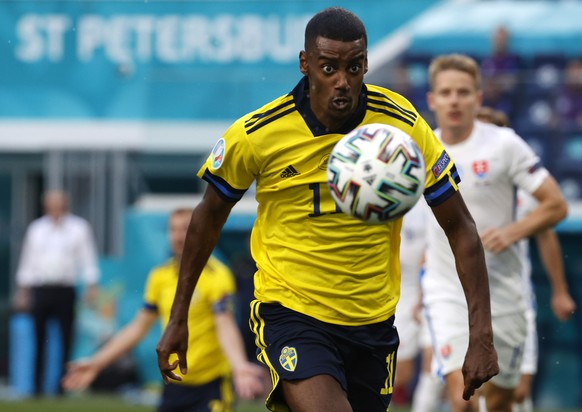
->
xmin=249 ymin=301 xmax=399 ymax=412
xmin=158 ymin=377 xmax=233 ymax=412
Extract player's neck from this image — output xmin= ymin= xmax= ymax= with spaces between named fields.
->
xmin=440 ymin=124 xmax=474 ymax=145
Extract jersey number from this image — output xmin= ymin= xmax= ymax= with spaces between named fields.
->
xmin=381 ymin=351 xmax=396 ymax=395
xmin=308 ymin=183 xmax=341 ymax=217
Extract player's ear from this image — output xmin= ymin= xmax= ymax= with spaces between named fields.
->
xmin=299 ymin=50 xmax=308 ymax=75
xmin=426 ymin=91 xmax=435 ymax=111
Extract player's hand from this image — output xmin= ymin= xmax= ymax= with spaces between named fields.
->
xmin=461 ymin=336 xmax=499 ymax=400
xmin=156 ymin=319 xmax=189 ymax=384
xmin=232 ymin=362 xmax=267 ymax=400
xmin=412 ymin=300 xmax=423 ymax=324
xmin=480 ymin=227 xmax=515 ymax=253
xmin=61 ymin=359 xmax=99 ymax=391
xmin=551 ymin=291 xmax=576 ymax=321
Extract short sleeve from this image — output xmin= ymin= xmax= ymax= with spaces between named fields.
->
xmin=143 ymin=269 xmax=161 ymax=312
xmin=197 ymin=119 xmax=260 ymax=202
xmin=205 ymin=258 xmax=237 ymax=314
xmin=505 ymin=130 xmax=549 ymax=194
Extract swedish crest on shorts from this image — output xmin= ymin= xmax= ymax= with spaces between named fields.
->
xmin=279 ymin=346 xmax=298 ymax=372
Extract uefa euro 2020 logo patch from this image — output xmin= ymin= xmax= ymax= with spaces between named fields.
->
xmin=211 ymin=138 xmax=226 ymax=170
xmin=279 ymin=346 xmax=298 ymax=372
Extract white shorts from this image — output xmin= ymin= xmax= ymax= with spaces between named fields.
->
xmin=419 ymin=310 xmax=432 ymax=350
xmin=425 ymin=301 xmax=527 ymax=388
xmin=520 ymin=308 xmax=538 ymax=375
xmin=394 ymin=286 xmax=421 ymax=361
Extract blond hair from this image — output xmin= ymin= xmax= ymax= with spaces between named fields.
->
xmin=428 ymin=53 xmax=481 ymax=90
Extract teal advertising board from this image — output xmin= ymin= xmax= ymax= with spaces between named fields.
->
xmin=0 ymin=0 xmax=437 ymax=120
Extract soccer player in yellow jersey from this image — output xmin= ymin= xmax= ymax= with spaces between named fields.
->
xmin=157 ymin=7 xmax=499 ymax=412
xmin=62 ymin=208 xmax=265 ymax=412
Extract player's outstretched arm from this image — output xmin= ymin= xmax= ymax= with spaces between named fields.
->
xmin=534 ymin=228 xmax=577 ymax=321
xmin=481 ymin=176 xmax=568 ymax=253
xmin=156 ymin=185 xmax=236 ymax=383
xmin=431 ymin=191 xmax=499 ymax=400
xmin=62 ymin=309 xmax=157 ymax=391
xmin=214 ymin=311 xmax=266 ymax=400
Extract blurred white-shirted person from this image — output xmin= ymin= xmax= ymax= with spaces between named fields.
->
xmin=393 ymin=200 xmax=429 ymax=404
xmin=395 ymin=199 xmax=446 ymax=411
xmin=14 ymin=190 xmax=100 ymax=395
xmin=422 ymin=54 xmax=568 ymax=412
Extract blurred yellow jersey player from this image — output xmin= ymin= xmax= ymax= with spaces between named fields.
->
xmin=62 ymin=209 xmax=265 ymax=412
xmin=144 ymin=255 xmax=234 ymax=386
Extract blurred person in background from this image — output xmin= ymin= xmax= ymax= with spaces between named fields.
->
xmin=477 ymin=106 xmax=577 ymax=412
xmin=392 ymin=200 xmax=430 ymax=406
xmin=393 ymin=198 xmax=448 ymax=411
xmin=13 ymin=189 xmax=100 ymax=396
xmin=62 ymin=208 xmax=265 ymax=412
xmin=423 ymin=54 xmax=568 ymax=412
xmin=555 ymin=58 xmax=582 ymax=131
xmin=480 ymin=26 xmax=522 ymax=119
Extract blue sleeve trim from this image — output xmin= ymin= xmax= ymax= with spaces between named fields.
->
xmin=424 ymin=166 xmax=461 ymax=207
xmin=212 ymin=294 xmax=234 ymax=313
xmin=143 ymin=302 xmax=158 ymax=312
xmin=201 ymin=169 xmax=247 ymax=203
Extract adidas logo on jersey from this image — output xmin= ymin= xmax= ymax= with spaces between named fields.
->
xmin=280 ymin=165 xmax=300 ymax=178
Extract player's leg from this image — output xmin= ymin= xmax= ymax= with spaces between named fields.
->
xmin=411 ymin=346 xmax=444 ymax=412
xmin=412 ymin=308 xmax=445 ymax=412
xmin=53 ymin=286 xmax=76 ymax=393
xmin=444 ymin=369 xmax=478 ymax=412
xmin=249 ymin=300 xmax=352 ymax=411
xmin=423 ymin=301 xmax=476 ymax=411
xmin=393 ymin=285 xmax=421 ymax=404
xmin=282 ymin=374 xmax=351 ymax=412
xmin=249 ymin=300 xmax=396 ymax=411
xmin=343 ymin=318 xmax=399 ymax=412
xmin=513 ymin=308 xmax=537 ymax=412
xmin=512 ymin=374 xmax=534 ymax=412
xmin=483 ymin=312 xmax=527 ymax=412
xmin=157 ymin=377 xmax=234 ymax=412
xmin=482 ymin=381 xmax=515 ymax=412
xmin=31 ymin=287 xmax=49 ymax=395
xmin=393 ymin=357 xmax=416 ymax=404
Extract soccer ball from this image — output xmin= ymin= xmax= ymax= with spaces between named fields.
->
xmin=327 ymin=123 xmax=426 ymax=224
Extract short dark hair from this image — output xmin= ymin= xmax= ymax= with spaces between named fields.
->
xmin=304 ymin=7 xmax=367 ymax=51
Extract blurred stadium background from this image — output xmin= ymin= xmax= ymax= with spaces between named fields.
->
xmin=0 ymin=0 xmax=581 ymax=410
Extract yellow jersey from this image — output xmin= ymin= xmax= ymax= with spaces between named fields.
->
xmin=143 ymin=256 xmax=236 ymax=385
xmin=198 ymin=77 xmax=459 ymax=326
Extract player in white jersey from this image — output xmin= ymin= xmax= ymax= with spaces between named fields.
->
xmin=477 ymin=107 xmax=577 ymax=412
xmin=422 ymin=54 xmax=568 ymax=412
xmin=393 ymin=200 xmax=429 ymax=404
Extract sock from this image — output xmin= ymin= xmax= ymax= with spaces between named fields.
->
xmin=513 ymin=397 xmax=533 ymax=412
xmin=479 ymin=395 xmax=487 ymax=412
xmin=411 ymin=372 xmax=444 ymax=412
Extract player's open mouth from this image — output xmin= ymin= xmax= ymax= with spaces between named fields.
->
xmin=332 ymin=97 xmax=351 ymax=110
